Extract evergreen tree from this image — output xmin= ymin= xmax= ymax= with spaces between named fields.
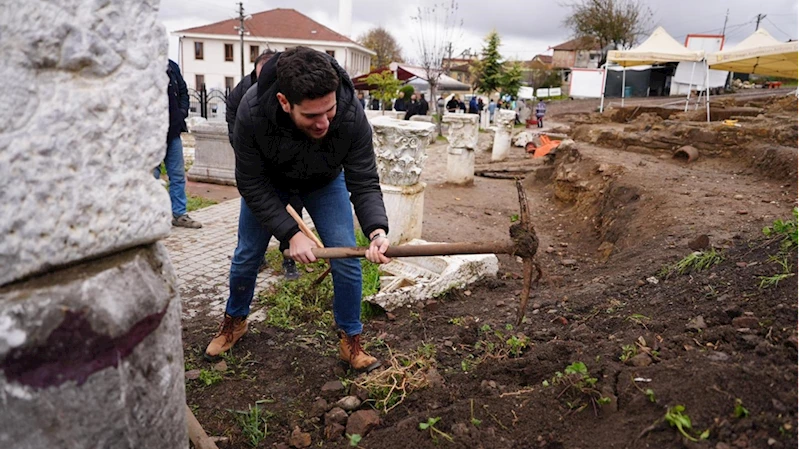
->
xmin=474 ymin=30 xmax=503 ymax=94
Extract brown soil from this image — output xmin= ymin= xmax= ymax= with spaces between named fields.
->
xmin=182 ymin=92 xmax=797 ymax=449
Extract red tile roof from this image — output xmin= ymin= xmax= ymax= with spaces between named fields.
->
xmin=533 ymin=54 xmax=553 ymax=64
xmin=177 ymin=8 xmax=360 ymax=46
xmin=550 ymin=36 xmax=601 ymax=51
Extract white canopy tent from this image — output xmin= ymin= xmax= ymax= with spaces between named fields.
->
xmin=599 ymin=26 xmax=708 ymax=120
xmin=708 ymin=28 xmax=798 ymax=79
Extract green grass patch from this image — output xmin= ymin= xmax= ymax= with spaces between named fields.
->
xmin=229 ymin=401 xmax=276 ymax=447
xmin=660 ymin=248 xmax=723 ymax=277
xmin=763 ymin=207 xmax=798 ymax=252
xmin=187 ymin=194 xmax=217 ymax=212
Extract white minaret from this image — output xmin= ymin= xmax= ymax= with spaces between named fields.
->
xmin=338 ymin=0 xmax=352 ymax=37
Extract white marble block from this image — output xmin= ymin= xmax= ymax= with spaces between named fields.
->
xmin=371 ymin=116 xmax=435 ymax=186
xmin=187 ymin=121 xmax=236 ymax=185
xmin=365 ymin=239 xmax=499 ymax=311
xmin=442 ymin=113 xmax=479 ymax=149
xmin=491 ymin=109 xmax=517 ymax=162
xmin=381 ymin=183 xmax=425 ymax=245
xmin=446 ymin=146 xmax=476 ymax=185
xmin=366 ymin=110 xmax=405 ymax=120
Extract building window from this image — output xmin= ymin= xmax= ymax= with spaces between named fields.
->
xmin=225 ymin=44 xmax=234 ymax=62
xmin=194 ymin=42 xmax=204 ymax=60
xmin=195 ymin=74 xmax=205 ymax=90
xmin=250 ymin=45 xmax=259 ymax=63
xmin=326 ymin=50 xmax=335 ymax=58
xmin=225 ymin=77 xmax=234 ymax=90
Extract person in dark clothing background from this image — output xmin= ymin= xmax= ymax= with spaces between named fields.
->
xmin=226 ymin=50 xmax=301 ymax=280
xmin=206 ymin=47 xmax=391 ymax=372
xmin=156 ymin=60 xmax=201 ymax=229
xmin=446 ymin=95 xmax=459 ymax=113
xmin=418 ymin=93 xmax=429 ymax=116
xmin=371 ymin=96 xmax=380 ymax=110
xmin=357 ymin=92 xmax=366 ymax=108
xmin=468 ymin=96 xmax=478 ymax=114
xmin=404 ymin=93 xmax=419 ymax=120
xmin=393 ymin=90 xmax=407 ymax=112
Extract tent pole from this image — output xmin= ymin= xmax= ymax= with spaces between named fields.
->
xmin=599 ymin=63 xmax=608 ymax=112
xmin=621 ymin=66 xmax=626 ymax=107
xmin=705 ymin=60 xmax=711 ymax=122
xmin=685 ymin=62 xmax=696 ymax=112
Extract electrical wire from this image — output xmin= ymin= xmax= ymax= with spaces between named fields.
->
xmin=764 ymin=17 xmax=796 ymax=40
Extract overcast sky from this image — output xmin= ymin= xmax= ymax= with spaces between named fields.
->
xmin=158 ymin=0 xmax=798 ymax=62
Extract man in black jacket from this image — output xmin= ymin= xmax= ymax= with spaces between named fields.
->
xmin=226 ymin=50 xmax=301 ymax=280
xmin=206 ymin=47 xmax=390 ymax=372
xmin=155 ymin=60 xmax=201 ymax=228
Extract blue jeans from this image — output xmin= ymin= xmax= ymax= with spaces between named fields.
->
xmin=226 ymin=173 xmax=364 ymax=336
xmin=153 ymin=136 xmax=188 ymax=217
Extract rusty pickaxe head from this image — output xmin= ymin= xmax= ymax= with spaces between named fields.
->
xmin=509 ymin=180 xmax=542 ymax=326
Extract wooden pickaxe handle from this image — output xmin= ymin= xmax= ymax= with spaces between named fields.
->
xmin=282 ymin=241 xmax=516 ymax=259
xmin=286 ymin=204 xmax=323 ymax=248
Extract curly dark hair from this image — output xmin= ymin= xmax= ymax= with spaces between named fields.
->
xmin=277 ymin=46 xmax=339 ymax=105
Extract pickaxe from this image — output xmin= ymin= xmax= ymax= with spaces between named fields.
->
xmin=284 ymin=180 xmax=542 ymax=325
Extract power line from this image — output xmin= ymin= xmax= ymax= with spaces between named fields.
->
xmin=764 ymin=17 xmax=795 ymax=40
xmin=755 ymin=13 xmax=766 ymax=31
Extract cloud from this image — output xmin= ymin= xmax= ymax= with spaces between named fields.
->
xmin=159 ymin=0 xmax=798 ymax=62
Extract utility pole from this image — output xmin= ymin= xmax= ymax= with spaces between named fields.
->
xmin=755 ymin=13 xmax=766 ymax=31
xmin=721 ymin=9 xmax=729 ymax=36
xmin=236 ymin=2 xmax=246 ymax=79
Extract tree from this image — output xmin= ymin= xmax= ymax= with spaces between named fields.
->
xmin=562 ymin=0 xmax=652 ymax=65
xmin=410 ymin=0 xmax=462 ymax=135
xmin=499 ymin=62 xmax=523 ymax=98
xmin=357 ymin=27 xmax=404 ymax=69
xmin=364 ymin=70 xmax=402 ymax=113
xmin=473 ymin=31 xmax=503 ymax=94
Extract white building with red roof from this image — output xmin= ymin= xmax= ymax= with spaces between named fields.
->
xmin=173 ymin=8 xmax=375 ymax=91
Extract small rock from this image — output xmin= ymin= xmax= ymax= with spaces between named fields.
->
xmin=336 ymin=396 xmax=362 ymax=412
xmin=209 ymin=436 xmax=229 ymax=445
xmin=451 ymin=422 xmax=470 ymax=438
xmin=444 ymin=340 xmax=453 ymax=347
xmin=706 ymin=351 xmax=730 ymax=362
xmin=636 ymin=280 xmax=646 ymax=287
xmin=771 ymin=398 xmax=787 ymax=412
xmin=324 ymin=408 xmax=348 ymax=426
xmin=736 ymin=262 xmax=748 ymax=268
xmin=321 ymin=380 xmax=345 ymax=393
xmin=736 ymin=210 xmax=748 ymax=215
xmin=345 ymin=410 xmax=380 ymax=438
xmin=289 ymin=426 xmax=311 ymax=448
xmin=386 ymin=312 xmax=396 ymax=321
xmin=427 ymin=367 xmax=445 ymax=388
xmin=545 ymin=246 xmax=556 ymax=254
xmin=723 ymin=305 xmax=742 ymax=318
xmin=786 ymin=334 xmax=798 ymax=349
xmin=732 ymin=316 xmax=759 ymax=329
xmin=324 ymin=423 xmax=345 ymax=441
xmin=688 ymin=234 xmax=710 ymax=251
xmin=646 ymin=276 xmax=659 ymax=285
xmin=311 ymin=398 xmax=329 ymax=417
xmin=734 ymin=194 xmax=744 ymax=200
xmin=212 ymin=360 xmax=227 ymax=372
xmin=558 ymin=242 xmax=569 ymax=247
xmin=496 ymin=300 xmax=506 ymax=307
xmin=464 ymin=290 xmax=472 ymax=296
xmin=628 ymin=353 xmax=653 ymax=367
xmin=351 ymin=384 xmax=370 ymax=402
xmin=561 ymin=259 xmax=578 ymax=267
xmin=686 ymin=315 xmax=707 ymax=331
xmin=184 ymin=369 xmax=201 ymax=380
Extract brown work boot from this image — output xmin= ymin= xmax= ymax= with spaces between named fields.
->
xmin=339 ymin=332 xmax=381 ymax=372
xmin=204 ymin=314 xmax=247 ymax=361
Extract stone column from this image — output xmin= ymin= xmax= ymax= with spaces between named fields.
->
xmin=371 ymin=116 xmax=436 ymax=245
xmin=0 ymin=1 xmax=187 ymax=448
xmin=442 ymin=114 xmax=479 ymax=185
xmin=491 ymin=109 xmax=517 ymax=162
xmin=187 ymin=121 xmax=236 ymax=185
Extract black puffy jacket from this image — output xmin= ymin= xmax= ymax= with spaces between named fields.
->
xmin=232 ymin=53 xmax=388 ymax=243
xmin=226 ymin=70 xmax=257 ymax=146
xmin=167 ymin=60 xmax=189 ymax=140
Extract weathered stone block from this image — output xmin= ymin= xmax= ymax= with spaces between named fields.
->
xmin=0 ymin=0 xmax=171 ymax=286
xmin=491 ymin=110 xmax=517 ymax=162
xmin=442 ymin=113 xmax=479 ymax=149
xmin=0 ymin=244 xmax=186 ymax=448
xmin=366 ymin=110 xmax=404 ymax=120
xmin=446 ymin=147 xmax=475 ymax=185
xmin=365 ymin=240 xmax=499 ymax=311
xmin=381 ymin=183 xmax=425 ymax=245
xmin=187 ymin=121 xmax=236 ymax=185
xmin=371 ymin=116 xmax=435 ymax=186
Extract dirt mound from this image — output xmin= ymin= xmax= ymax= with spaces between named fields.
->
xmin=749 ymin=146 xmax=799 ymax=180
xmin=764 ymin=95 xmax=798 ymax=114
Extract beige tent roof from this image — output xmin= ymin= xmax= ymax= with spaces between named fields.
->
xmin=708 ymin=28 xmax=798 ymax=79
xmin=608 ymin=26 xmax=704 ymax=67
